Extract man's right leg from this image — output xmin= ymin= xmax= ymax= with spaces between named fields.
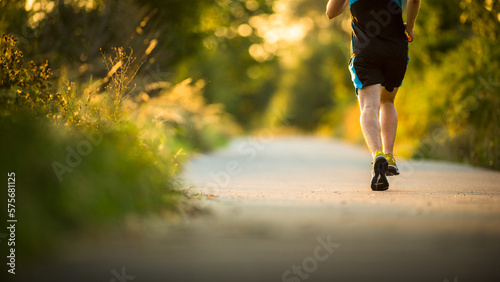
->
xmin=358 ymin=84 xmax=389 ymax=191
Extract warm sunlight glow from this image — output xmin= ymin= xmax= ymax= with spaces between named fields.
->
xmin=237 ymin=24 xmax=253 ymax=37
xmin=245 ymin=0 xmax=260 ymax=11
xmin=145 ymin=39 xmax=158 ymax=56
xmin=249 ymin=44 xmax=271 ymax=62
xmin=247 ymin=0 xmax=315 ymax=62
xmin=25 ymin=0 xmax=35 ymax=10
xmin=25 ymin=0 xmax=96 ymax=28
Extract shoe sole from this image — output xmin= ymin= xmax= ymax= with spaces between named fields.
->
xmin=371 ymin=156 xmax=389 ymax=191
xmin=386 ymin=165 xmax=400 ymax=176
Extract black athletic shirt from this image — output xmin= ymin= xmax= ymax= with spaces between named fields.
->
xmin=349 ymin=0 xmax=408 ymax=58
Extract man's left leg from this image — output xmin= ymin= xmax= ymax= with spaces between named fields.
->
xmin=380 ymin=86 xmax=400 ymax=176
xmin=380 ymin=86 xmax=398 ymax=155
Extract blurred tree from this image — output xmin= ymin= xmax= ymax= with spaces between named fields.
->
xmin=0 ymin=0 xmax=221 ymax=80
xmin=2 ymin=0 xmax=498 ymax=169
xmin=405 ymin=0 xmax=468 ymax=70
xmin=285 ymin=37 xmax=335 ymax=131
xmin=258 ymin=0 xmax=352 ymax=132
xmin=182 ymin=0 xmax=278 ymax=128
xmin=397 ymin=0 xmax=500 ymax=169
xmin=0 ymin=0 xmax=32 ymax=48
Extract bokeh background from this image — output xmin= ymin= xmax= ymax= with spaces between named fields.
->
xmin=0 ymin=0 xmax=499 ymax=260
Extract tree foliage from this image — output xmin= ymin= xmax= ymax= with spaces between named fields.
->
xmin=397 ymin=0 xmax=500 ymax=168
xmin=1 ymin=0 xmax=498 ymax=171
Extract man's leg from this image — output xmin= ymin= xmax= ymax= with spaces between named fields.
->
xmin=380 ymin=87 xmax=399 ymax=155
xmin=380 ymin=86 xmax=400 ymax=176
xmin=358 ymin=84 xmax=389 ymax=191
xmin=358 ymin=84 xmax=382 ymax=157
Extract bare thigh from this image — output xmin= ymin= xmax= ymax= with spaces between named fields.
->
xmin=358 ymin=84 xmax=382 ymax=110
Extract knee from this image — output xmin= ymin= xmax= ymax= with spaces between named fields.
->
xmin=360 ymin=103 xmax=379 ymax=114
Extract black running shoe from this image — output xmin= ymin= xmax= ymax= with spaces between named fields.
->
xmin=371 ymin=152 xmax=389 ymax=191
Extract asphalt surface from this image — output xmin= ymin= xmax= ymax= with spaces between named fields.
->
xmin=16 ymin=136 xmax=500 ymax=282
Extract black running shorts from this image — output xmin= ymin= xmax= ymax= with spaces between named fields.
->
xmin=349 ymin=56 xmax=408 ymax=93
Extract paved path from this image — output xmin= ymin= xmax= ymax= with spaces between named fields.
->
xmin=21 ymin=136 xmax=500 ymax=282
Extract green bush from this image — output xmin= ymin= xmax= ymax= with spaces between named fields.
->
xmin=0 ymin=34 xmax=236 ymax=258
xmin=0 ymin=113 xmax=182 ymax=256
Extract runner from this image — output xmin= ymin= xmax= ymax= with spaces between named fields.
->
xmin=326 ymin=0 xmax=420 ymax=191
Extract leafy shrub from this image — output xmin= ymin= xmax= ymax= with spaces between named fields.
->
xmin=0 ymin=34 xmax=61 ymax=115
xmin=0 ymin=34 xmax=237 ymax=258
